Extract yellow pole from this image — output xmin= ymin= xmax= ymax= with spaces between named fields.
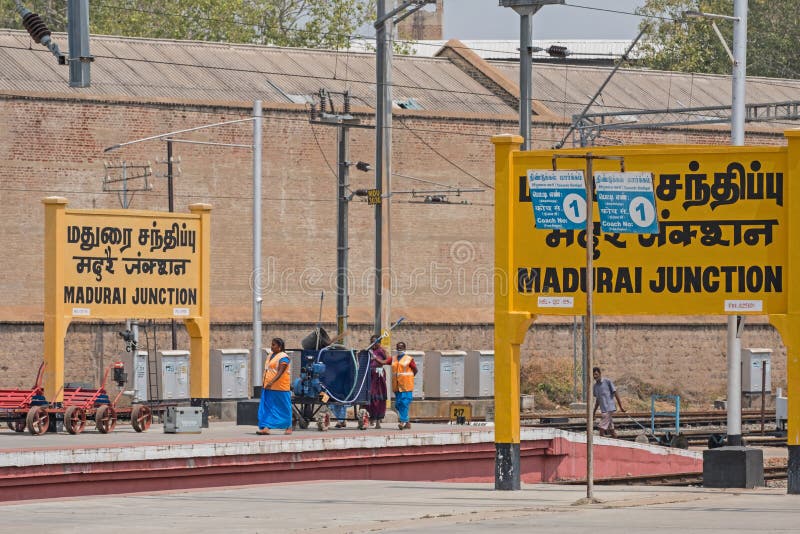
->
xmin=773 ymin=130 xmax=800 ymax=493
xmin=42 ymin=197 xmax=70 ymax=402
xmin=186 ymin=203 xmax=212 ymax=399
xmin=492 ymin=135 xmax=534 ymax=490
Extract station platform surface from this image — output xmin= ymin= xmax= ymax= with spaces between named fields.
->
xmin=0 ymin=420 xmax=703 ymax=502
xmin=0 ymin=479 xmax=796 ymax=533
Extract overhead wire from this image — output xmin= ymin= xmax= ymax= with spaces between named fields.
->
xmin=2 ymin=3 xmax=797 ymax=147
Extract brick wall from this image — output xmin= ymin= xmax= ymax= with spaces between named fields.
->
xmin=0 ymin=93 xmax=789 ymax=399
xmin=0 ymin=319 xmax=784 ymax=406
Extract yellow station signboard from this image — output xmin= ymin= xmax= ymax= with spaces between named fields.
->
xmin=58 ymin=210 xmax=204 ymax=319
xmin=491 ymin=132 xmax=800 ymax=482
xmin=512 ymin=145 xmax=787 ymax=316
xmin=43 ymin=198 xmax=211 ymax=400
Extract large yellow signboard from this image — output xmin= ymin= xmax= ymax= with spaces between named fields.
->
xmin=43 ymin=198 xmax=211 ymax=401
xmin=491 ymin=132 xmax=800 ymax=492
xmin=513 ymin=146 xmax=787 ymax=316
xmin=60 ymin=210 xmax=203 ymax=319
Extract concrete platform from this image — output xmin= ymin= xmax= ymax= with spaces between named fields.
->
xmin=0 ymin=421 xmax=702 ymax=501
xmin=0 ymin=481 xmax=795 ymax=533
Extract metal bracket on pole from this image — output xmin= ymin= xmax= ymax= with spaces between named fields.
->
xmin=737 ymin=315 xmax=746 ymax=338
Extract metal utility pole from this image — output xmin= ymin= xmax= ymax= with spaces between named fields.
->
xmin=337 ymin=124 xmax=350 ymax=339
xmin=310 ymin=90 xmax=372 ymax=343
xmin=375 ymin=0 xmax=393 ymax=340
xmin=167 ymin=139 xmax=178 ymax=350
xmin=252 ymin=101 xmax=263 ymax=397
xmin=67 ymin=0 xmax=93 ymax=87
xmin=374 ymin=0 xmax=435 ymax=340
xmin=500 ymin=0 xmax=564 ymax=150
xmin=686 ymin=3 xmax=748 ymax=448
xmin=727 ymin=0 xmax=748 ymax=448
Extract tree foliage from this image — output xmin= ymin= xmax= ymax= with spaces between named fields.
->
xmin=635 ymin=0 xmax=800 ymax=79
xmin=2 ymin=0 xmax=376 ymax=49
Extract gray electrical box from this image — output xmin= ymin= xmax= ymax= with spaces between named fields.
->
xmin=424 ymin=350 xmax=466 ymax=399
xmin=741 ymin=348 xmax=772 ymax=393
xmin=157 ymin=350 xmax=190 ymax=400
xmin=386 ymin=350 xmax=425 ymax=400
xmin=465 ymin=350 xmax=494 ymax=398
xmin=164 ymin=406 xmax=203 ymax=433
xmin=286 ymin=349 xmax=302 ymax=386
xmin=119 ymin=350 xmax=149 ymax=402
xmin=210 ymin=349 xmax=249 ymax=399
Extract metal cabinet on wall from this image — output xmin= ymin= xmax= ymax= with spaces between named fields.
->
xmin=741 ymin=348 xmax=772 ymax=393
xmin=424 ymin=350 xmax=466 ymax=399
xmin=210 ymin=349 xmax=249 ymax=399
xmin=157 ymin=350 xmax=190 ymax=400
xmin=465 ymin=350 xmax=494 ymax=398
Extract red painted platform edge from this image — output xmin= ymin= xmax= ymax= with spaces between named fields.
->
xmin=0 ymin=437 xmax=701 ymax=502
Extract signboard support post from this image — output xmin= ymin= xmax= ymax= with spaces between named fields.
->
xmin=43 ymin=198 xmax=69 ymax=401
xmin=493 ymin=135 xmax=534 ymax=490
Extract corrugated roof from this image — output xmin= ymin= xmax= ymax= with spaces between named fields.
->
xmin=491 ymin=60 xmax=800 ymax=125
xmin=0 ymin=30 xmax=515 ymax=116
xmin=3 ymin=30 xmax=798 ymax=130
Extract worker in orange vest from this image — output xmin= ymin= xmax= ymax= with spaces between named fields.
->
xmin=257 ymin=337 xmax=292 ymax=435
xmin=391 ymin=341 xmax=417 ymax=430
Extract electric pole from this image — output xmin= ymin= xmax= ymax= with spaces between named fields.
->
xmin=157 ymin=141 xmax=181 ymax=349
xmin=310 ymin=90 xmax=373 ymax=344
xmin=374 ymin=0 xmax=437 ymax=342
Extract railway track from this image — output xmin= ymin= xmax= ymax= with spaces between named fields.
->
xmin=418 ymin=408 xmax=787 ymax=446
xmin=560 ymin=466 xmax=787 ymax=486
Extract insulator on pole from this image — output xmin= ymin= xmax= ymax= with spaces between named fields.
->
xmin=15 ymin=3 xmax=65 ymax=62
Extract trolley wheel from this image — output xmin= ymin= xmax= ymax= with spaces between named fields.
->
xmin=357 ymin=408 xmax=369 ymax=430
xmin=316 ymin=411 xmax=330 ymax=432
xmin=26 ymin=406 xmax=49 ymax=435
xmin=95 ymin=405 xmax=117 ymax=434
xmin=7 ymin=419 xmax=25 ymax=432
xmin=64 ymin=406 xmax=87 ymax=435
xmin=131 ymin=405 xmax=152 ymax=433
xmin=670 ymin=433 xmax=689 ymax=449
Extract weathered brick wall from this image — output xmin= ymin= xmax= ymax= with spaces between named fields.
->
xmin=0 ymin=319 xmax=784 ymax=405
xmin=0 ymin=94 xmax=789 ymax=400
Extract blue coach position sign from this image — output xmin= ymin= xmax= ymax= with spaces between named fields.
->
xmin=594 ymin=171 xmax=659 ymax=234
xmin=527 ymin=170 xmax=587 ymax=230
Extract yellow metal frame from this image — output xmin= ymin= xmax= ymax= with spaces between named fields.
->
xmin=492 ymin=131 xmax=800 ymax=450
xmin=42 ymin=198 xmax=212 ymax=401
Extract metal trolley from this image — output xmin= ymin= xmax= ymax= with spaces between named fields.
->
xmin=291 ymin=347 xmax=371 ymax=431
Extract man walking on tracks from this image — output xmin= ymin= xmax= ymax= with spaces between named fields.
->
xmin=592 ymin=367 xmax=625 ymax=438
xmin=392 ymin=342 xmax=417 ymax=430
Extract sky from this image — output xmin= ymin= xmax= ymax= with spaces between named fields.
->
xmin=443 ymin=0 xmax=648 ymax=40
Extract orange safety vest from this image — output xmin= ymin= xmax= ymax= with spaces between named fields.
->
xmin=263 ymin=351 xmax=291 ymax=391
xmin=392 ymin=354 xmax=415 ymax=393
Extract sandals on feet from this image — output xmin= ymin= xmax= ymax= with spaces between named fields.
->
xmin=256 ymin=428 xmax=270 ymax=435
